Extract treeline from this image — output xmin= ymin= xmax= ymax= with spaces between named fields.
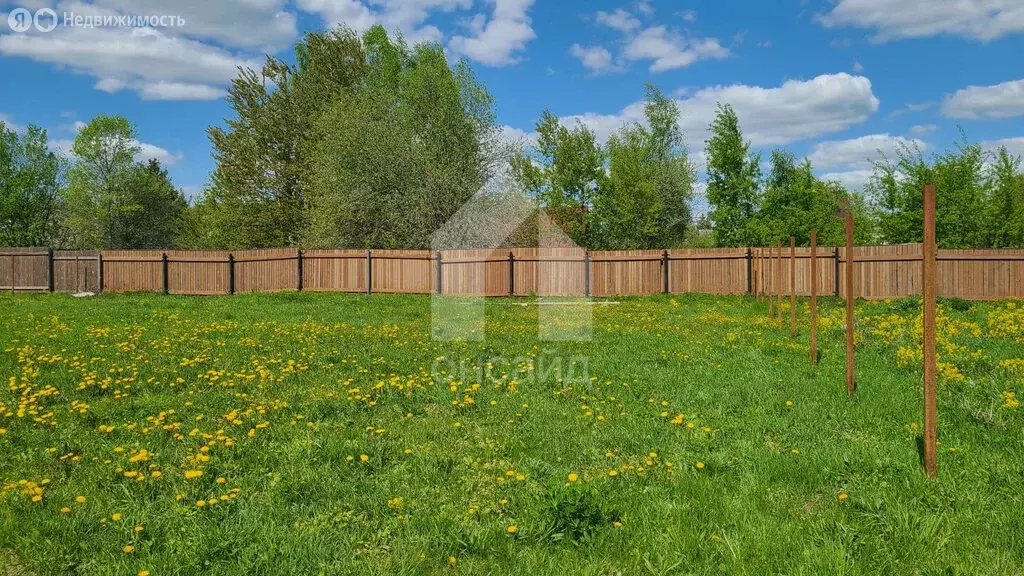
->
xmin=2 ymin=25 xmax=1023 ymax=252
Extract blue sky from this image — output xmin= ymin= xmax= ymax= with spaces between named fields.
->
xmin=2 ymin=0 xmax=1023 ymax=206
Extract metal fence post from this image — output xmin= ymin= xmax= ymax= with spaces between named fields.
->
xmin=228 ymin=253 xmax=235 ymax=295
xmin=366 ymin=250 xmax=372 ymax=296
xmin=297 ymin=249 xmax=303 ymax=291
xmin=834 ymin=247 xmax=841 ymax=298
xmin=436 ymin=251 xmax=442 ymax=295
xmin=162 ymin=253 xmax=169 ymax=295
xmin=508 ymin=251 xmax=515 ymax=296
xmin=97 ymin=253 xmax=103 ymax=294
xmin=47 ymin=248 xmax=54 ymax=292
xmin=663 ymin=250 xmax=670 ymax=294
xmin=584 ymin=252 xmax=591 ymax=297
xmin=746 ymin=247 xmax=753 ymax=295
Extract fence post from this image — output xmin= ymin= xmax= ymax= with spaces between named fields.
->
xmin=508 ymin=251 xmax=515 ymax=296
xmin=47 ymin=248 xmax=54 ymax=292
xmin=436 ymin=251 xmax=442 ymax=295
xmin=810 ymin=230 xmax=818 ymax=365
xmin=297 ymin=249 xmax=304 ymax=291
xmin=663 ymin=250 xmax=670 ymax=295
xmin=843 ymin=211 xmax=855 ymax=397
xmin=97 ymin=253 xmax=103 ymax=294
xmin=922 ymin=185 xmax=938 ymax=477
xmin=8 ymin=253 xmax=13 ymax=294
xmin=776 ymin=241 xmax=783 ymax=323
xmin=790 ymin=237 xmax=796 ymax=337
xmin=366 ymin=250 xmax=372 ymax=296
xmin=746 ymin=248 xmax=753 ymax=295
xmin=228 ymin=253 xmax=235 ymax=295
xmin=584 ymin=252 xmax=591 ymax=297
xmin=162 ymin=253 xmax=169 ymax=295
xmin=833 ymin=247 xmax=841 ymax=298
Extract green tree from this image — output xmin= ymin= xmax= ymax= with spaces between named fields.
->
xmin=985 ymin=146 xmax=1024 ymax=248
xmin=63 ymin=115 xmax=140 ymax=248
xmin=867 ymin=132 xmax=987 ymax=248
xmin=303 ymin=27 xmax=497 ymax=249
xmin=592 ymin=84 xmax=696 ymax=249
xmin=114 ymin=159 xmax=187 ymax=249
xmin=705 ymin=103 xmax=761 ymax=247
xmin=509 ymin=111 xmax=605 ymax=246
xmin=0 ymin=122 xmax=66 ymax=246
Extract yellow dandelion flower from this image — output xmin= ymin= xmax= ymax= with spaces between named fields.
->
xmin=696 ymin=462 xmax=705 ymax=470
xmin=122 ymin=545 xmax=134 ymax=553
xmin=111 ymin=513 xmax=122 ymax=521
xmin=567 ymin=473 xmax=579 ymax=482
xmin=75 ymin=496 xmax=86 ymax=504
xmin=506 ymin=525 xmax=518 ymax=534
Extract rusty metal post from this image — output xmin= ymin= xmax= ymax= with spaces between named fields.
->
xmin=844 ymin=211 xmax=855 ymax=396
xmin=790 ymin=236 xmax=796 ymax=337
xmin=810 ymin=230 xmax=818 ymax=365
xmin=923 ymin=185 xmax=938 ymax=477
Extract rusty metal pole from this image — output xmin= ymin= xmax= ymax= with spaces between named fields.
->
xmin=790 ymin=236 xmax=797 ymax=338
xmin=923 ymin=184 xmax=938 ymax=477
xmin=810 ymin=229 xmax=818 ymax=365
xmin=776 ymin=240 xmax=783 ymax=323
xmin=844 ymin=211 xmax=855 ymax=397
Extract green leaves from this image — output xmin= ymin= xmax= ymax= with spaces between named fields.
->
xmin=0 ymin=122 xmax=65 ymax=246
xmin=705 ymin=103 xmax=761 ymax=248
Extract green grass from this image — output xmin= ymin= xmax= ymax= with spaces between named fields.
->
xmin=0 ymin=291 xmax=1022 ymax=575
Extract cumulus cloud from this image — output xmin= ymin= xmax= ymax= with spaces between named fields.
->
xmin=819 ymin=169 xmax=875 ymax=191
xmin=909 ymin=124 xmax=937 ymax=136
xmin=595 ymin=8 xmax=641 ymax=32
xmin=569 ymin=43 xmax=617 ymax=73
xmin=981 ymin=137 xmax=1024 ymax=159
xmin=808 ymin=134 xmax=928 ymax=170
xmin=941 ymin=78 xmax=1024 ymax=119
xmin=449 ymin=0 xmax=536 ymax=66
xmin=562 ymin=73 xmax=879 ymax=147
xmin=623 ymin=25 xmax=729 ymax=72
xmin=817 ymin=0 xmax=1024 ymax=42
xmin=299 ymin=0 xmax=474 ymax=44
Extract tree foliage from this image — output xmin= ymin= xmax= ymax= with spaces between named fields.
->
xmin=0 ymin=122 xmax=65 ymax=246
xmin=705 ymin=103 xmax=761 ymax=247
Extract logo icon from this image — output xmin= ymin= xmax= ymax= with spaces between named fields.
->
xmin=7 ymin=7 xmax=32 ymax=32
xmin=34 ymin=8 xmax=57 ymax=32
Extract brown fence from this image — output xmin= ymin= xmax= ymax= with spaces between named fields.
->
xmin=0 ymin=244 xmax=1022 ymax=300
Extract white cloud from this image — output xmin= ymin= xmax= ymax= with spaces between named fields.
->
xmin=561 ymin=73 xmax=879 ymax=148
xmin=595 ymin=8 xmax=641 ymax=32
xmin=138 ymin=82 xmax=226 ymax=101
xmin=635 ymin=0 xmax=654 ymax=16
xmin=981 ymin=137 xmax=1024 ymax=159
xmin=0 ymin=112 xmax=24 ymax=132
xmin=680 ymin=10 xmax=697 ymax=23
xmin=852 ymin=59 xmax=864 ymax=73
xmin=909 ymin=124 xmax=937 ymax=135
xmin=941 ymin=78 xmax=1024 ymax=119
xmin=808 ymin=134 xmax=928 ymax=170
xmin=623 ymin=25 xmax=729 ymax=72
xmin=818 ymin=0 xmax=1024 ymax=42
xmin=569 ymin=43 xmax=617 ymax=73
xmin=449 ymin=0 xmax=536 ymax=66
xmin=0 ymin=23 xmax=258 ymax=101
xmin=298 ymin=0 xmax=473 ymax=44
xmin=888 ymin=101 xmax=933 ymax=118
xmin=499 ymin=125 xmax=537 ymax=148
xmin=820 ymin=169 xmax=875 ymax=191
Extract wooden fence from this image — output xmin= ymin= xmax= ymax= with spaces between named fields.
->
xmin=1 ymin=244 xmax=1022 ymax=300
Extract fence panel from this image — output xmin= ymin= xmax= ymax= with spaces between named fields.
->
xmin=591 ymin=250 xmax=663 ymax=296
xmin=302 ymin=250 xmax=367 ymax=292
xmin=0 ymin=248 xmax=49 ymax=292
xmin=101 ymin=250 xmax=164 ymax=293
xmin=440 ymin=249 xmax=506 ymax=296
xmin=235 ymin=249 xmax=299 ymax=293
xmin=669 ymin=248 xmax=748 ymax=295
xmin=511 ymin=247 xmax=586 ymax=296
xmin=166 ymin=251 xmax=230 ymax=295
xmin=53 ymin=251 xmax=100 ymax=293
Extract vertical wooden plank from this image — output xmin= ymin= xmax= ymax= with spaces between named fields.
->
xmin=810 ymin=230 xmax=818 ymax=365
xmin=922 ymin=185 xmax=938 ymax=477
xmin=768 ymin=247 xmax=775 ymax=316
xmin=776 ymin=241 xmax=783 ymax=323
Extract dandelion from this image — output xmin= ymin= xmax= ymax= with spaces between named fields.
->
xmin=608 ymin=470 xmax=618 ymax=477
xmin=785 ymin=400 xmax=793 ymax=407
xmin=791 ymin=449 xmax=800 ymax=455
xmin=359 ymin=454 xmax=369 ymax=462
xmin=448 ymin=556 xmax=457 ymax=566
xmin=195 ymin=500 xmax=206 ymax=508
xmin=567 ymin=473 xmax=579 ymax=482
xmin=111 ymin=513 xmax=122 ymax=521
xmin=838 ymin=492 xmax=849 ymax=501
xmin=60 ymin=507 xmax=72 ymax=513
xmin=139 ymin=571 xmax=151 ymax=576
xmin=506 ymin=525 xmax=518 ymax=534
xmin=75 ymin=496 xmax=86 ymax=504
xmin=184 ymin=470 xmax=203 ymax=480
xmin=696 ymin=462 xmax=705 ymax=470
xmin=216 ymin=477 xmax=226 ymax=485
xmin=123 ymin=545 xmax=134 ymax=553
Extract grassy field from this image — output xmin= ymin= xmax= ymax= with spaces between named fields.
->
xmin=0 ymin=291 xmax=1022 ymax=575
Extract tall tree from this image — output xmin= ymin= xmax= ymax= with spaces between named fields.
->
xmin=705 ymin=103 xmax=761 ymax=247
xmin=303 ymin=27 xmax=497 ymax=249
xmin=592 ymin=84 xmax=696 ymax=249
xmin=114 ymin=159 xmax=187 ymax=249
xmin=0 ymin=122 xmax=65 ymax=246
xmin=985 ymin=146 xmax=1024 ymax=248
xmin=62 ymin=115 xmax=140 ymax=249
xmin=509 ymin=111 xmax=605 ymax=246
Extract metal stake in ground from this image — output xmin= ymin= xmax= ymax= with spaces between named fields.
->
xmin=776 ymin=240 xmax=783 ymax=323
xmin=839 ymin=206 xmax=855 ymax=396
xmin=790 ymin=236 xmax=796 ymax=338
xmin=810 ymin=229 xmax=818 ymax=365
xmin=923 ymin=184 xmax=938 ymax=477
